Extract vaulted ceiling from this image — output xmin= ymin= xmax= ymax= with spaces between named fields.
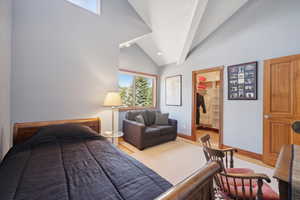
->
xmin=121 ymin=0 xmax=249 ymax=67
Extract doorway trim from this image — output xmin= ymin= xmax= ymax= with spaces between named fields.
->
xmin=191 ymin=66 xmax=224 ymax=148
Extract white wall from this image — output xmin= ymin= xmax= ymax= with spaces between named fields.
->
xmin=160 ymin=0 xmax=300 ymax=154
xmin=11 ymin=0 xmax=150 ymax=136
xmin=119 ymin=44 xmax=158 ymax=74
xmin=0 ymin=0 xmax=12 ymax=158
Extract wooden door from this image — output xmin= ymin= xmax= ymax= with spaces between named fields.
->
xmin=264 ymin=54 xmax=300 ymax=166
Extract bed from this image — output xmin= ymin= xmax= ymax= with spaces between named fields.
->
xmin=0 ymin=118 xmax=220 ymax=200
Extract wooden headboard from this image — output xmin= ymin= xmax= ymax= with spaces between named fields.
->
xmin=13 ymin=118 xmax=101 ymax=145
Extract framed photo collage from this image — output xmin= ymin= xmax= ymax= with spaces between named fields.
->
xmin=228 ymin=62 xmax=258 ymax=100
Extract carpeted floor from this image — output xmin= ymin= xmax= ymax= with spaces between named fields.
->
xmin=120 ymin=139 xmax=278 ymax=192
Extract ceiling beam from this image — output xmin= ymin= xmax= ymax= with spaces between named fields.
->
xmin=119 ymin=34 xmax=150 ymax=49
xmin=177 ymin=0 xmax=208 ymax=65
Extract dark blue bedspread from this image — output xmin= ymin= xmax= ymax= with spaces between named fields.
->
xmin=0 ymin=136 xmax=172 ymax=200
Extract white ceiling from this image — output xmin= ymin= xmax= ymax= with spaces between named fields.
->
xmin=123 ymin=0 xmax=249 ymax=67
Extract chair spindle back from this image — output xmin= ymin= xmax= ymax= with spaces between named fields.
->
xmin=200 ymin=134 xmax=234 ymax=168
xmin=202 ymin=146 xmax=271 ymax=200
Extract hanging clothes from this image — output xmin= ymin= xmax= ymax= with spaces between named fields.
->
xmin=200 ymin=87 xmax=220 ymax=129
xmin=196 ymin=93 xmax=206 ymax=125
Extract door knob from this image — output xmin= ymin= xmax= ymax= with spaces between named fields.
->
xmin=264 ymin=115 xmax=270 ymax=119
xmin=292 ymin=121 xmax=300 ymax=133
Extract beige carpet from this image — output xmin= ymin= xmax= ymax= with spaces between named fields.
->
xmin=122 ymin=139 xmax=278 ymax=192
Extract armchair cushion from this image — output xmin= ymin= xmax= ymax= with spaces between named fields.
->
xmin=135 ymin=114 xmax=145 ymax=125
xmin=157 ymin=125 xmax=175 ymax=135
xmin=126 ymin=110 xmax=146 ymax=121
xmin=145 ymin=125 xmax=175 ymax=139
xmin=155 ymin=113 xmax=169 ymax=125
xmin=145 ymin=126 xmax=161 ymax=138
xmin=146 ymin=110 xmax=157 ymax=125
xmin=126 ymin=110 xmax=160 ymax=126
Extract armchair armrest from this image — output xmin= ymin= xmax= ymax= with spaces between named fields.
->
xmin=124 ymin=119 xmax=145 ymax=129
xmin=168 ymin=118 xmax=177 ymax=127
xmin=123 ymin=119 xmax=146 ymax=150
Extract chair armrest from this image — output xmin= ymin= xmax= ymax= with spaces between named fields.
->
xmin=168 ymin=118 xmax=177 ymax=127
xmin=221 ymin=148 xmax=238 ymax=153
xmin=123 ymin=119 xmax=146 ymax=150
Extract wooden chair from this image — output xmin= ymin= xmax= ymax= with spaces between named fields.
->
xmin=200 ymin=134 xmax=237 ymax=168
xmin=203 ymin=146 xmax=279 ymax=200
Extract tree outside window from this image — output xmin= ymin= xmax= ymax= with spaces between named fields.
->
xmin=118 ymin=71 xmax=156 ymax=109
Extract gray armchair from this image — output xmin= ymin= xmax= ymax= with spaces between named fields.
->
xmin=123 ymin=110 xmax=177 ymax=150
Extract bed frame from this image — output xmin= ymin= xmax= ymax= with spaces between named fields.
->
xmin=156 ymin=161 xmax=220 ymax=200
xmin=13 ymin=117 xmax=100 ymax=145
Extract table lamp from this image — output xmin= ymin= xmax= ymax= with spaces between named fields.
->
xmin=103 ymin=91 xmax=123 ymax=135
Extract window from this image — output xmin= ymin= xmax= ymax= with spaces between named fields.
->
xmin=118 ymin=70 xmax=157 ymax=109
xmin=66 ymin=0 xmax=101 ymax=15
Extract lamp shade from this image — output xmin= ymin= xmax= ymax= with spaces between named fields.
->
xmin=103 ymin=92 xmax=123 ymax=107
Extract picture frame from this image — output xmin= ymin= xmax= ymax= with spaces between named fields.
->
xmin=165 ymin=75 xmax=182 ymax=106
xmin=228 ymin=61 xmax=258 ymax=100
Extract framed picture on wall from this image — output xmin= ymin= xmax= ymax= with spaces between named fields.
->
xmin=165 ymin=75 xmax=182 ymax=106
xmin=228 ymin=61 xmax=258 ymax=100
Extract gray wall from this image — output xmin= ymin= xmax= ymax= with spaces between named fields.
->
xmin=118 ymin=44 xmax=159 ymax=130
xmin=160 ymin=0 xmax=300 ymax=154
xmin=11 ymin=0 xmax=150 ymax=136
xmin=119 ymin=44 xmax=158 ymax=74
xmin=0 ymin=0 xmax=12 ymax=158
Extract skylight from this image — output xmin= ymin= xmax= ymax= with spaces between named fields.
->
xmin=66 ymin=0 xmax=101 ymax=15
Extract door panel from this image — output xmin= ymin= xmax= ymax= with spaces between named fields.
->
xmin=264 ymin=119 xmax=291 ymax=165
xmin=264 ymin=54 xmax=300 ymax=166
xmin=269 ymin=120 xmax=291 ymax=154
xmin=270 ymin=62 xmax=292 ymax=114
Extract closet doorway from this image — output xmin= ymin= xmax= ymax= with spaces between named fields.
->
xmin=192 ymin=67 xmax=224 ymax=148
